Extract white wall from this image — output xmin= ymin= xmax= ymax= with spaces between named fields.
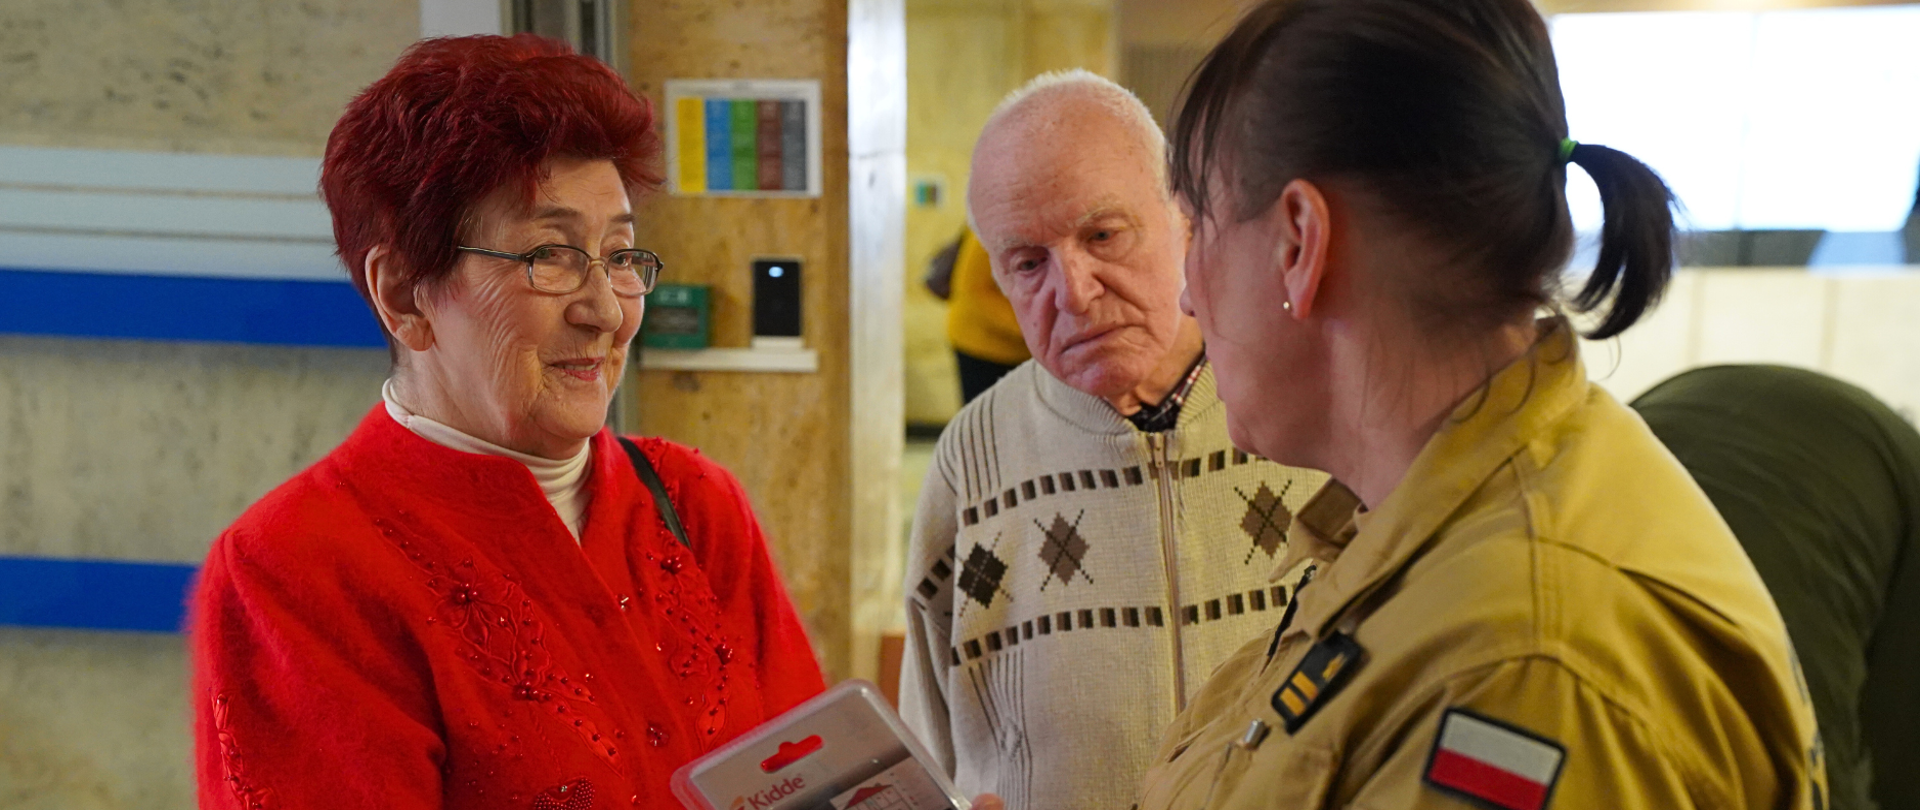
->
xmin=1582 ymin=268 xmax=1920 ymax=420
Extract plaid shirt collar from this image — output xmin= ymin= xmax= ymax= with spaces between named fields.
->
xmin=1128 ymin=353 xmax=1208 ymax=433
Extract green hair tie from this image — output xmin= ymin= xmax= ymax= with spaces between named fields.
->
xmin=1559 ymin=138 xmax=1579 ymax=164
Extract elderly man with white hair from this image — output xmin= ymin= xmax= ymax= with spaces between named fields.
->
xmin=899 ymin=71 xmax=1328 ymax=809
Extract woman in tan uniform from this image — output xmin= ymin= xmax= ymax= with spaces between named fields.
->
xmin=1129 ymin=0 xmax=1828 ymax=808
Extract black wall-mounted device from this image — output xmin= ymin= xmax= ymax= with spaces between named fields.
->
xmin=752 ymin=257 xmax=803 ymax=339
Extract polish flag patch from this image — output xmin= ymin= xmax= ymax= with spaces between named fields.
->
xmin=1422 ymin=709 xmax=1566 ymax=810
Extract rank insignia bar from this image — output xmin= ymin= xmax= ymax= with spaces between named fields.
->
xmin=1270 ymin=631 xmax=1364 ymax=734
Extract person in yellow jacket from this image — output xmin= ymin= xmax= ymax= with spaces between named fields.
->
xmin=1111 ymin=0 xmax=1828 ymax=807
xmin=931 ymin=227 xmax=1032 ymax=402
xmin=1134 ymin=322 xmax=1824 ymax=809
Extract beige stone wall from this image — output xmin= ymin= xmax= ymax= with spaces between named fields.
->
xmin=901 ymin=0 xmax=1117 ymax=426
xmin=0 ymin=1 xmax=416 ymax=806
xmin=0 ymin=337 xmax=389 ymax=561
xmin=0 ymin=0 xmax=418 ymax=157
xmin=0 ymin=338 xmax=385 ymax=810
xmin=0 ymin=628 xmax=194 ymax=810
xmin=0 ymin=342 xmax=387 ymax=810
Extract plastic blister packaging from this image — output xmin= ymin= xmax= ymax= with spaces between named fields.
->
xmin=671 ymin=680 xmax=970 ymax=810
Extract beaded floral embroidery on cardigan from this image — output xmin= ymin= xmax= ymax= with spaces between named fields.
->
xmin=212 ymin=692 xmax=273 ymax=810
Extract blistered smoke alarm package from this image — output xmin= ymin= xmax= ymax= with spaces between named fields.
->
xmin=672 ymin=680 xmax=970 ymax=810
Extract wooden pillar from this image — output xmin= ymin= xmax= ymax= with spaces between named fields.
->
xmin=625 ymin=0 xmax=906 ymax=683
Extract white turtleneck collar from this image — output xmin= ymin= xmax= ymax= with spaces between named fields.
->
xmin=381 ymin=379 xmax=594 ymax=541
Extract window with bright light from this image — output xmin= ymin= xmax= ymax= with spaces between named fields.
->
xmin=1551 ymin=7 xmax=1920 ymax=263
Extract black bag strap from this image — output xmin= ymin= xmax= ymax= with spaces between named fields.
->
xmin=617 ymin=436 xmax=692 ymax=550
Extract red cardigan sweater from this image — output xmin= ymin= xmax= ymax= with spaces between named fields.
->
xmin=191 ymin=407 xmax=825 ymax=809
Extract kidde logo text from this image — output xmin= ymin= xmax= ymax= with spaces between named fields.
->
xmin=730 ymin=776 xmax=805 ymax=809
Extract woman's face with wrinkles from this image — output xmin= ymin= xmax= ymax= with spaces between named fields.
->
xmin=419 ymin=157 xmax=643 ymax=458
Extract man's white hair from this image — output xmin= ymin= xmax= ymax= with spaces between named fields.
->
xmin=969 ymin=69 xmax=1170 ymax=229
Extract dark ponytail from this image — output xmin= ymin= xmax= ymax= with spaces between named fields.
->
xmin=1172 ymin=0 xmax=1679 ymax=340
xmin=1566 ymin=143 xmax=1677 ymax=340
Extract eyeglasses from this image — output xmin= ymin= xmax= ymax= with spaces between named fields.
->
xmin=456 ymin=244 xmax=663 ymax=297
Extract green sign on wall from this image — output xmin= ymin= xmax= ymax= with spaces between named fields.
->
xmin=642 ymin=283 xmax=711 ymax=350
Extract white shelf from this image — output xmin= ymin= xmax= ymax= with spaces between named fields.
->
xmin=638 ymin=347 xmax=818 ymax=373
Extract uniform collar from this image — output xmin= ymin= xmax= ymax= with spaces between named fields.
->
xmin=1270 ymin=479 xmax=1362 ymax=583
xmin=1292 ymin=318 xmax=1589 ymax=639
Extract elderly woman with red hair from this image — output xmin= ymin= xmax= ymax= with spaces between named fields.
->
xmin=190 ymin=35 xmax=824 ymax=809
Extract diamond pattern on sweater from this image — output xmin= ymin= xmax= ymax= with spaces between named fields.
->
xmin=1036 ymin=511 xmax=1093 ymax=590
xmin=1238 ymin=481 xmax=1294 ymax=563
xmin=947 ymin=583 xmax=1295 ymax=662
xmin=959 ymin=542 xmax=1010 ymax=609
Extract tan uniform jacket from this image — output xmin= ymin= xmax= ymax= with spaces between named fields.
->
xmin=1137 ymin=321 xmax=1826 ymax=810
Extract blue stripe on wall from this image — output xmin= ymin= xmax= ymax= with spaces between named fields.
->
xmin=0 ymin=556 xmax=197 ymax=633
xmin=0 ymin=267 xmax=385 ymax=348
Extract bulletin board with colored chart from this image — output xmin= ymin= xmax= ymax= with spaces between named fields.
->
xmin=665 ymin=79 xmax=823 ymax=198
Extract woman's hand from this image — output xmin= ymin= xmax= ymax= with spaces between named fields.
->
xmin=970 ymin=794 xmax=1005 ymax=810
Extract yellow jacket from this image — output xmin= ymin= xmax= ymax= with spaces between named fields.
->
xmin=1137 ymin=320 xmax=1826 ymax=810
xmin=944 ymin=229 xmax=1031 ymax=366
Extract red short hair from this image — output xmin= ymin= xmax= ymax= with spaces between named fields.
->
xmin=321 ymin=34 xmax=663 ymax=308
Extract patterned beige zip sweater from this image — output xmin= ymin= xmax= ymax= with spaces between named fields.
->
xmin=899 ymin=360 xmax=1329 ymax=810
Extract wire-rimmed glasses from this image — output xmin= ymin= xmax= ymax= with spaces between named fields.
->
xmin=457 ymin=244 xmax=663 ymax=297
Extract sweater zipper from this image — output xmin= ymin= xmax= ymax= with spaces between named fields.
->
xmin=1149 ymin=432 xmax=1188 ymax=713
